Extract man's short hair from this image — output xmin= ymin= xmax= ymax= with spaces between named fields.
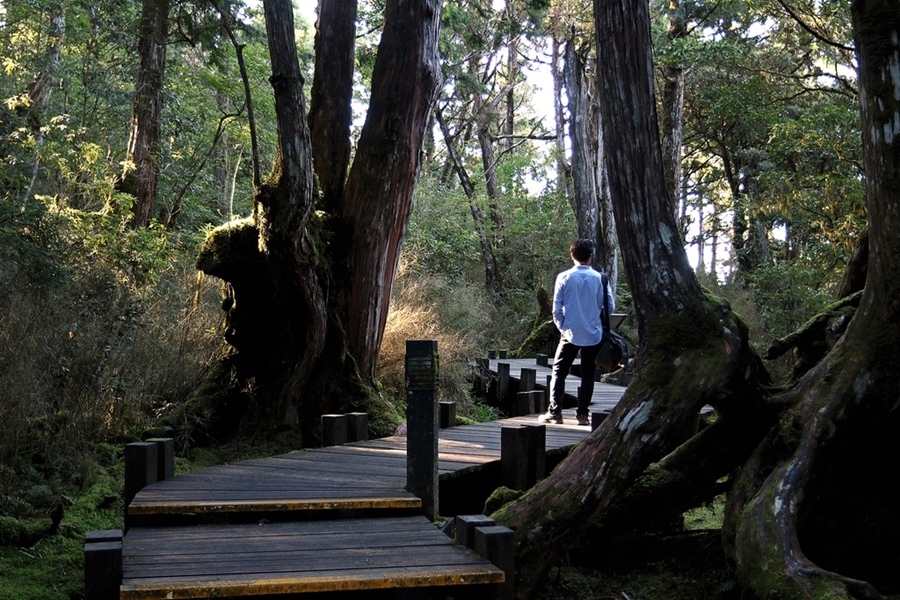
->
xmin=570 ymin=238 xmax=594 ymax=262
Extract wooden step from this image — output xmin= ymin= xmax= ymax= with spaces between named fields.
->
xmin=120 ymin=516 xmax=504 ymax=599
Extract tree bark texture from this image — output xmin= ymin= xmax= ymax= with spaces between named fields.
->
xmin=723 ymin=3 xmax=900 ymax=597
xmin=309 ymin=0 xmax=357 ymax=215
xmin=122 ymin=0 xmax=169 ymax=229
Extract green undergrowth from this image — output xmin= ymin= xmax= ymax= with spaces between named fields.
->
xmin=532 ymin=497 xmax=738 ymax=600
xmin=0 ymin=437 xmax=302 ymax=600
xmin=0 ymin=460 xmax=123 ymax=600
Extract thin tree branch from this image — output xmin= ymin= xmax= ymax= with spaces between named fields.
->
xmin=776 ymin=0 xmax=855 ymax=52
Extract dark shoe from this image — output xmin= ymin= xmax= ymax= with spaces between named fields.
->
xmin=538 ymin=411 xmax=563 ymax=425
xmin=576 ymin=414 xmax=590 ymax=426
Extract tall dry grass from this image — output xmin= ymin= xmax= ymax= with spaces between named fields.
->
xmin=376 ymin=257 xmax=495 ymax=428
xmin=0 ymin=259 xmax=223 ymax=518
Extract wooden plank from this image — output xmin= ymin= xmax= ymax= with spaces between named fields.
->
xmin=120 ymin=517 xmax=504 ymax=599
xmin=129 ymin=496 xmax=421 ymax=515
xmin=120 ymin=566 xmax=503 ymax=599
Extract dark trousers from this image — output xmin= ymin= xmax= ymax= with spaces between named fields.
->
xmin=548 ymin=338 xmax=602 ymax=417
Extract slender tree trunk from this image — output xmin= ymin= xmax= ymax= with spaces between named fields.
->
xmin=563 ymin=36 xmax=600 ymax=249
xmin=122 ymin=0 xmax=169 ymax=229
xmin=593 ymin=61 xmax=618 ymax=289
xmin=16 ymin=1 xmax=65 ymax=208
xmin=435 ymin=110 xmax=502 ymax=294
xmin=551 ymin=34 xmax=573 ymax=201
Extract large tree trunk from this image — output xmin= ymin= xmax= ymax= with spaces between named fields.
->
xmin=121 ymin=0 xmax=169 ymax=229
xmin=723 ymin=3 xmax=900 ymax=597
xmin=492 ymin=2 xmax=769 ymax=597
xmin=196 ymin=0 xmax=442 ymax=434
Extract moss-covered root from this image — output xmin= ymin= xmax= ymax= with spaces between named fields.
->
xmin=729 ymin=330 xmax=899 ymax=600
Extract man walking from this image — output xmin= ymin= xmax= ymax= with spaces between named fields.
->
xmin=539 ymin=239 xmax=614 ymax=426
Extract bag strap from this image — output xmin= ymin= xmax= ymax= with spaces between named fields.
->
xmin=600 ymin=272 xmax=611 ymax=333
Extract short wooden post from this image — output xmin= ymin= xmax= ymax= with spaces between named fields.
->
xmin=321 ymin=414 xmax=349 ymax=446
xmin=84 ymin=533 xmax=122 ymax=600
xmin=496 ymin=362 xmax=510 ymax=405
xmin=498 ymin=349 xmax=508 ymax=359
xmin=347 ymin=412 xmax=368 ymax=442
xmin=502 ymin=425 xmax=545 ymax=490
xmin=474 ymin=525 xmax=515 ymax=600
xmin=488 ymin=350 xmax=497 ymax=359
xmin=145 ymin=437 xmax=175 ymax=481
xmin=520 ymin=367 xmax=536 ymax=392
xmin=516 ymin=390 xmax=545 ymax=414
xmin=476 ymin=357 xmax=491 ymax=396
xmin=439 ymin=401 xmax=456 ymax=428
xmin=406 ymin=339 xmax=439 ymax=521
xmin=124 ymin=442 xmax=158 ymax=508
xmin=536 ymin=354 xmax=549 ymax=367
xmin=525 ymin=424 xmax=546 ymax=485
xmin=591 ymin=410 xmax=609 ymax=431
xmin=454 ymin=514 xmax=495 ymax=549
xmin=514 ymin=392 xmax=532 ymax=416
xmin=501 ymin=426 xmax=528 ymax=489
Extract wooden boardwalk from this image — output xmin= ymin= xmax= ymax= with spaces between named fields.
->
xmin=107 ymin=357 xmax=629 ymax=599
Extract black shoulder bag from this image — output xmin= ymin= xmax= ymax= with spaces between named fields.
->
xmin=595 ymin=273 xmax=630 ymax=372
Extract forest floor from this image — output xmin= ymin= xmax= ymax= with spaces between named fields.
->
xmin=533 ymin=501 xmax=744 ymax=600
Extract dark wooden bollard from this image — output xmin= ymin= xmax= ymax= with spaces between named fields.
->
xmin=496 ymin=362 xmax=510 ymax=405
xmin=406 ymin=339 xmax=439 ymax=521
xmin=454 ymin=514 xmax=495 ymax=549
xmin=515 ymin=390 xmax=545 ymax=416
xmin=520 ymin=367 xmax=537 ymax=392
xmin=84 ymin=531 xmax=122 ymax=600
xmin=439 ymin=401 xmax=456 ymax=428
xmin=591 ymin=410 xmax=610 ymax=431
xmin=501 ymin=424 xmax=546 ymax=490
xmin=474 ymin=525 xmax=515 ymax=600
xmin=536 ymin=353 xmax=549 ymax=367
xmin=145 ymin=437 xmax=175 ymax=481
xmin=124 ymin=442 xmax=158 ymax=508
xmin=475 ymin=357 xmax=491 ymax=396
xmin=321 ymin=414 xmax=349 ymax=447
xmin=347 ymin=412 xmax=368 ymax=442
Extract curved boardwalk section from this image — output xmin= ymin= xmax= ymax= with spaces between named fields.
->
xmin=98 ymin=357 xmax=629 ymax=599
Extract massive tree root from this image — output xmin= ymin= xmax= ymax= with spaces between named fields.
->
xmin=725 ymin=308 xmax=900 ymax=600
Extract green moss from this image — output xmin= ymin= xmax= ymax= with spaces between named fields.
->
xmin=195 ymin=217 xmax=262 ymax=280
xmin=484 ymin=486 xmax=524 ymax=515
